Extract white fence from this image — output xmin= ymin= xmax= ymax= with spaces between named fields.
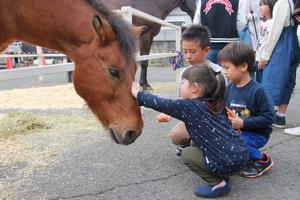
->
xmin=0 ymin=6 xmax=181 ymax=82
xmin=119 ymin=6 xmax=181 ymax=53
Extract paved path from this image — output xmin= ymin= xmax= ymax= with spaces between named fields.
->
xmin=0 ymin=67 xmax=300 ymax=200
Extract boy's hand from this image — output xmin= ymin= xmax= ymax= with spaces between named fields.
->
xmin=228 ymin=115 xmax=244 ymax=130
xmin=226 ymin=107 xmax=235 ymax=118
xmin=131 ymin=82 xmax=140 ymax=98
xmin=226 ymin=107 xmax=243 ymax=131
xmin=156 ymin=113 xmax=172 ymax=123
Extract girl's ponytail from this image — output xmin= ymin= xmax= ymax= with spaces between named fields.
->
xmin=207 ymin=72 xmax=226 ymax=115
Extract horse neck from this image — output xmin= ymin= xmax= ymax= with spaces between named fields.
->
xmin=155 ymin=0 xmax=181 ymax=19
xmin=2 ymin=0 xmax=97 ymax=60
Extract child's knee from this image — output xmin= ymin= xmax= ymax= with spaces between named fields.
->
xmin=169 ymin=123 xmax=190 ymax=145
xmin=169 ymin=130 xmax=189 ymax=145
xmin=169 ymin=130 xmax=181 ymax=144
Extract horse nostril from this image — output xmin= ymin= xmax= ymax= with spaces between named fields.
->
xmin=125 ymin=130 xmax=135 ymax=144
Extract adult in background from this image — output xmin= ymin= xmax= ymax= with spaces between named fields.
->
xmin=193 ymin=0 xmax=246 ymax=63
xmin=242 ymin=0 xmax=261 ymax=50
xmin=259 ymin=0 xmax=300 ymax=128
xmin=243 ymin=0 xmax=261 ymax=81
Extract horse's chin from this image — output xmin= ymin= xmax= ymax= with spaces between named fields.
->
xmin=109 ymin=128 xmax=120 ymax=144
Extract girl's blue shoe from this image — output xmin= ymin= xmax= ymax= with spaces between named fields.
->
xmin=194 ymin=182 xmax=230 ymax=198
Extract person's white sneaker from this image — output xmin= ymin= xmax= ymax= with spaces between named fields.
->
xmin=284 ymin=127 xmax=300 ymax=136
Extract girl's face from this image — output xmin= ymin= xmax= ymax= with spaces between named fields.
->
xmin=182 ymin=40 xmax=209 ymax=65
xmin=180 ymin=79 xmax=194 ymax=99
xmin=259 ymin=2 xmax=272 ymax=20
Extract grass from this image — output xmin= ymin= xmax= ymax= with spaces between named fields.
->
xmin=0 ymin=112 xmax=50 ymax=138
xmin=0 ymin=110 xmax=104 ymax=139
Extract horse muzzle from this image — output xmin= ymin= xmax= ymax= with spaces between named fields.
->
xmin=109 ymin=128 xmax=141 ymax=145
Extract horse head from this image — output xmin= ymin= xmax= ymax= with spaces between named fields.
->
xmin=73 ymin=12 xmax=145 ymax=145
xmin=178 ymin=0 xmax=197 ymax=19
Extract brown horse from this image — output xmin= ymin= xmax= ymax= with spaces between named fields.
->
xmin=103 ymin=0 xmax=196 ymax=89
xmin=0 ymin=0 xmax=144 ymax=145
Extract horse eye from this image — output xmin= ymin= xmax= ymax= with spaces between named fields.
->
xmin=109 ymin=68 xmax=120 ymax=79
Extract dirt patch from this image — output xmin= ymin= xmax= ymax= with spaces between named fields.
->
xmin=0 ymin=84 xmax=85 ymax=110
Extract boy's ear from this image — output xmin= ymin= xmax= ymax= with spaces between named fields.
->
xmin=203 ymin=46 xmax=210 ymax=53
xmin=240 ymin=63 xmax=248 ymax=72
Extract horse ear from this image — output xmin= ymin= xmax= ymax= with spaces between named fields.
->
xmin=92 ymin=15 xmax=115 ymax=44
xmin=132 ymin=25 xmax=147 ymax=38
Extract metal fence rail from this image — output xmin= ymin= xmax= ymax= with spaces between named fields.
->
xmin=0 ymin=63 xmax=74 ymax=81
xmin=119 ymin=6 xmax=181 ymax=53
xmin=0 ymin=53 xmax=66 ymax=58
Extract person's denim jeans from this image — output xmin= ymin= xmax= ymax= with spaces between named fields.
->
xmin=206 ymin=49 xmax=219 ymax=64
xmin=242 ymin=131 xmax=270 ymax=160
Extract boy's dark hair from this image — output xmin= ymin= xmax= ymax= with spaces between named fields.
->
xmin=217 ymin=42 xmax=255 ymax=73
xmin=260 ymin=0 xmax=278 ymax=17
xmin=182 ymin=64 xmax=225 ymax=115
xmin=181 ymin=25 xmax=211 ymax=48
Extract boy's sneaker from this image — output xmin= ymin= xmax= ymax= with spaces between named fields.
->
xmin=284 ymin=126 xmax=300 ymax=136
xmin=176 ymin=146 xmax=183 ymax=156
xmin=272 ymin=114 xmax=286 ymax=128
xmin=240 ymin=153 xmax=273 ymax=178
xmin=175 ymin=143 xmax=190 ymax=156
xmin=194 ymin=181 xmax=230 ymax=198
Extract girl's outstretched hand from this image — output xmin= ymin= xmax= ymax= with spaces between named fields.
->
xmin=131 ymin=82 xmax=140 ymax=98
xmin=156 ymin=113 xmax=172 ymax=123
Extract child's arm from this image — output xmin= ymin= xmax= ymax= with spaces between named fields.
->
xmin=242 ymin=89 xmax=275 ymax=130
xmin=132 ymin=83 xmax=172 ymax=123
xmin=131 ymin=82 xmax=196 ymax=121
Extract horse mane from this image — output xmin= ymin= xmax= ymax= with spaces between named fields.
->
xmin=88 ymin=0 xmax=136 ymax=64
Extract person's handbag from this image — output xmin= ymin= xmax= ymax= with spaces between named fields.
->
xmin=239 ymin=22 xmax=252 ymax=46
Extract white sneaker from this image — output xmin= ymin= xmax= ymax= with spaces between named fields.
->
xmin=284 ymin=127 xmax=300 ymax=136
